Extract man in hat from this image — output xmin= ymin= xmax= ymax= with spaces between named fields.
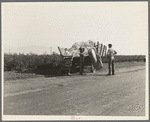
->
xmin=107 ymin=44 xmax=117 ymax=75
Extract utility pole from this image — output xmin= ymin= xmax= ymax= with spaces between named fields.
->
xmin=50 ymin=47 xmax=52 ymax=55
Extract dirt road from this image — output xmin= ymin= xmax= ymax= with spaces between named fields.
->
xmin=3 ymin=65 xmax=146 ymax=116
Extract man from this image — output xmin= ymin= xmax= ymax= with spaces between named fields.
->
xmin=107 ymin=44 xmax=117 ymax=75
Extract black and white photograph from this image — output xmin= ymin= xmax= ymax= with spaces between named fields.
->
xmin=2 ymin=1 xmax=149 ymax=120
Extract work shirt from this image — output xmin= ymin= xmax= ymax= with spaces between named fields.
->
xmin=107 ymin=48 xmax=117 ymax=62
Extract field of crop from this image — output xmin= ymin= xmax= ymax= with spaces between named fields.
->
xmin=4 ymin=53 xmax=145 ymax=74
xmin=4 ymin=52 xmax=62 ymax=72
xmin=102 ymin=55 xmax=145 ymax=63
xmin=4 ymin=61 xmax=145 ymax=82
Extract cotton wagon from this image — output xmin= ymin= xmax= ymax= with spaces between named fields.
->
xmin=58 ymin=40 xmax=107 ymax=75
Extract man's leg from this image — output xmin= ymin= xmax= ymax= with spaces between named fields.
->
xmin=108 ymin=61 xmax=111 ymax=75
xmin=112 ymin=60 xmax=115 ymax=75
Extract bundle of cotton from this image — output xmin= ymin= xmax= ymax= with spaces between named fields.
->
xmin=67 ymin=40 xmax=96 ymax=57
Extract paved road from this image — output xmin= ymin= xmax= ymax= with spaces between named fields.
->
xmin=4 ymin=67 xmax=145 ymax=116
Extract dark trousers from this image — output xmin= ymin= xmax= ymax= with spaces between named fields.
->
xmin=108 ymin=58 xmax=115 ymax=75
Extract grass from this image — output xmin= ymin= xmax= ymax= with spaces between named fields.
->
xmin=103 ymin=61 xmax=145 ymax=70
xmin=4 ymin=71 xmax=42 ymax=81
xmin=4 ymin=61 xmax=145 ymax=82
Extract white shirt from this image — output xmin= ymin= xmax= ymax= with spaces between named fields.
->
xmin=107 ymin=48 xmax=117 ymax=57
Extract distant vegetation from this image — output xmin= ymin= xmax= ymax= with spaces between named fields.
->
xmin=103 ymin=55 xmax=145 ymax=63
xmin=4 ymin=52 xmax=145 ymax=72
xmin=4 ymin=52 xmax=62 ymax=72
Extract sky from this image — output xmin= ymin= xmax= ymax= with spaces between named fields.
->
xmin=2 ymin=2 xmax=148 ymax=55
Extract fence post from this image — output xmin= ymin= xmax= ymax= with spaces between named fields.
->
xmin=79 ymin=47 xmax=84 ymax=75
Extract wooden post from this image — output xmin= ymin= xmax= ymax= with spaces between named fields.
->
xmin=79 ymin=47 xmax=84 ymax=75
xmin=101 ymin=45 xmax=105 ymax=58
xmin=104 ymin=45 xmax=107 ymax=57
xmin=96 ymin=41 xmax=99 ymax=53
xmin=99 ymin=44 xmax=103 ymax=56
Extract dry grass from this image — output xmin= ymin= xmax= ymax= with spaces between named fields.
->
xmin=4 ymin=61 xmax=145 ymax=82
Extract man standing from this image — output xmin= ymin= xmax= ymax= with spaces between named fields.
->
xmin=107 ymin=44 xmax=117 ymax=75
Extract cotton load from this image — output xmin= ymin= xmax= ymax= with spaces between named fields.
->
xmin=67 ymin=40 xmax=96 ymax=57
xmin=59 ymin=40 xmax=104 ymax=71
